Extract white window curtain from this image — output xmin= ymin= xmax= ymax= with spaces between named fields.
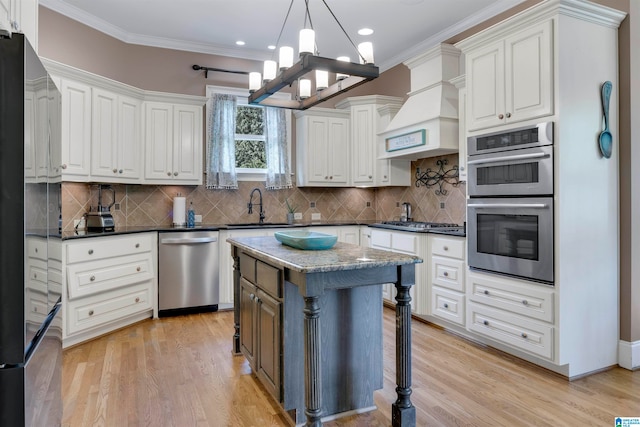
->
xmin=206 ymin=94 xmax=238 ymax=189
xmin=264 ymin=106 xmax=292 ymax=190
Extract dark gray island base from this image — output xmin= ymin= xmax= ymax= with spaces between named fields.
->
xmin=228 ymin=236 xmax=422 ymax=427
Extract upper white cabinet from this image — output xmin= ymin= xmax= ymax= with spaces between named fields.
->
xmin=60 ymin=78 xmax=92 ymax=181
xmin=336 ymin=95 xmax=410 ymax=187
xmin=295 ymin=108 xmax=350 ymax=187
xmin=450 ymin=75 xmax=467 ymax=182
xmin=143 ymin=101 xmax=203 ymax=185
xmin=91 ymin=88 xmax=142 ymax=183
xmin=464 ymin=20 xmax=553 ymax=132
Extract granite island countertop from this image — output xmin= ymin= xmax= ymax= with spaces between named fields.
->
xmin=227 ymin=235 xmax=422 ymax=274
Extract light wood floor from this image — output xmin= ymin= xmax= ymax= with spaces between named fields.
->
xmin=62 ymin=309 xmax=640 ymax=426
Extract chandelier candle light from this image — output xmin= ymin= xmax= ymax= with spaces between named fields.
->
xmin=247 ymin=0 xmax=379 ymax=110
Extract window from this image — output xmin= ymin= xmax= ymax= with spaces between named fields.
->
xmin=206 ymin=85 xmax=292 ymax=181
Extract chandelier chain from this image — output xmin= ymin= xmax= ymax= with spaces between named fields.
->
xmin=320 ymin=0 xmax=364 ymax=63
xmin=272 ymin=0 xmax=296 ymax=60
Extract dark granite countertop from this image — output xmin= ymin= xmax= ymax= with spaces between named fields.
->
xmin=227 ymin=236 xmax=422 ymax=274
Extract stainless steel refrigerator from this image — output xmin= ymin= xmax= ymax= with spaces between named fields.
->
xmin=0 ymin=33 xmax=63 ymax=426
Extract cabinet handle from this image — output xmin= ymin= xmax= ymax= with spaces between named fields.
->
xmin=88 ymin=310 xmax=94 ymax=316
xmin=522 ymin=300 xmax=529 ymax=306
xmin=460 ymin=166 xmax=465 ymax=171
xmin=135 ymin=243 xmax=140 ymax=248
xmin=498 ymin=114 xmax=504 ymax=119
xmin=483 ymin=290 xmax=489 ymax=295
xmin=383 ymin=175 xmax=388 ymax=179
xmin=113 ymin=168 xmax=118 ymax=173
xmin=135 ymin=297 xmax=140 ymax=303
xmin=136 ymin=266 xmax=141 ymax=272
xmin=34 ymin=307 xmax=38 ymax=313
xmin=483 ymin=320 xmax=489 ymax=326
xmin=249 ymin=293 xmax=255 ymax=300
xmin=368 ymin=175 xmax=372 ymax=179
xmin=61 ymin=164 xmax=67 ymax=169
xmin=119 ymin=169 xmax=123 ymax=174
xmin=88 ymin=249 xmax=94 ymax=255
xmin=174 ymin=172 xmax=178 ymax=176
xmin=443 ymin=246 xmax=449 ymax=251
xmin=443 ymin=271 xmax=449 ymax=277
xmin=167 ymin=172 xmax=172 ymax=176
xmin=325 ymin=176 xmax=328 ymax=180
xmin=90 ymin=275 xmax=95 ymax=281
xmin=35 ymin=248 xmax=38 ymax=253
xmin=506 ymin=112 xmax=512 ymax=118
xmin=33 ymin=273 xmax=37 ymax=279
xmin=521 ymin=332 xmax=528 ymax=339
xmin=443 ymin=303 xmax=449 ymax=309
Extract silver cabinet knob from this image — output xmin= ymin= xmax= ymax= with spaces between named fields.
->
xmin=483 ymin=320 xmax=489 ymax=326
xmin=483 ymin=290 xmax=489 ymax=295
xmin=443 ymin=303 xmax=449 ymax=309
xmin=88 ymin=249 xmax=94 ymax=255
xmin=506 ymin=112 xmax=512 ymax=118
xmin=249 ymin=293 xmax=255 ymax=300
xmin=498 ymin=114 xmax=504 ymax=119
xmin=33 ymin=273 xmax=37 ymax=279
xmin=113 ymin=168 xmax=118 ymax=173
xmin=167 ymin=172 xmax=172 ymax=176
xmin=135 ymin=243 xmax=140 ymax=248
xmin=443 ymin=246 xmax=449 ymax=251
xmin=173 ymin=172 xmax=178 ymax=176
xmin=460 ymin=166 xmax=465 ymax=171
xmin=135 ymin=297 xmax=140 ymax=303
xmin=61 ymin=164 xmax=68 ymax=169
xmin=136 ymin=266 xmax=141 ymax=272
xmin=119 ymin=169 xmax=123 ymax=174
xmin=35 ymin=248 xmax=38 ymax=253
xmin=88 ymin=310 xmax=94 ymax=316
xmin=383 ymin=175 xmax=388 ymax=179
xmin=521 ymin=332 xmax=528 ymax=339
xmin=90 ymin=275 xmax=95 ymax=281
xmin=522 ymin=300 xmax=529 ymax=306
xmin=368 ymin=175 xmax=372 ymax=179
xmin=443 ymin=271 xmax=449 ymax=277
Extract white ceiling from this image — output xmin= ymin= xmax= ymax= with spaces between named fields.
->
xmin=39 ymin=0 xmax=526 ymax=71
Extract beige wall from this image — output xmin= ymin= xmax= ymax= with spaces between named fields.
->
xmin=40 ymin=1 xmax=639 ymax=347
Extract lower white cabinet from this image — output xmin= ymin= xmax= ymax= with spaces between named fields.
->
xmin=370 ymin=228 xmax=427 ymax=314
xmin=429 ymin=235 xmax=466 ymax=326
xmin=466 ymin=269 xmax=555 ymax=360
xmin=62 ymin=233 xmax=157 ymax=347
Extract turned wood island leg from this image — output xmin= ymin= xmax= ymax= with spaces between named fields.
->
xmin=303 ymin=295 xmax=323 ymax=427
xmin=393 ymin=266 xmax=416 ymax=427
xmin=231 ymin=247 xmax=241 ymax=355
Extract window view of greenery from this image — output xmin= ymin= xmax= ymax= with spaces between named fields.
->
xmin=235 ymin=105 xmax=266 ymax=169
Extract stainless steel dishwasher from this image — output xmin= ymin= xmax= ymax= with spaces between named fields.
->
xmin=158 ymin=230 xmax=219 ymax=316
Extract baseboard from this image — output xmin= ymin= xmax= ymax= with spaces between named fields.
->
xmin=618 ymin=340 xmax=640 ymax=370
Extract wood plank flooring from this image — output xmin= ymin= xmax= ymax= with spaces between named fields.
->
xmin=62 ymin=309 xmax=640 ymax=426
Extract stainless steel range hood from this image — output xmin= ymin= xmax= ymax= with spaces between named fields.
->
xmin=379 ymin=44 xmax=461 ymax=160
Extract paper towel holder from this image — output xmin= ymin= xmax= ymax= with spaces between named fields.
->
xmin=173 ymin=194 xmax=187 ymax=227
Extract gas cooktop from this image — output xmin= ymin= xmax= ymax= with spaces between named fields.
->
xmin=373 ymin=221 xmax=464 ymax=233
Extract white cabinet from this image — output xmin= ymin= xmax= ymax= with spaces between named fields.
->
xmin=464 ymin=20 xmax=553 ymax=132
xmin=62 ymin=233 xmax=157 ymax=347
xmin=295 ymin=108 xmax=350 ymax=187
xmin=1 ymin=0 xmax=37 ymax=51
xmin=450 ymin=75 xmax=467 ymax=182
xmin=336 ymin=96 xmax=411 ymax=187
xmin=60 ymin=78 xmax=92 ymax=181
xmin=429 ymin=235 xmax=466 ymax=326
xmin=24 ymin=79 xmax=50 ymax=183
xmin=91 ymin=88 xmax=142 ymax=182
xmin=370 ymin=228 xmax=427 ymax=314
xmin=144 ymin=101 xmax=203 ymax=184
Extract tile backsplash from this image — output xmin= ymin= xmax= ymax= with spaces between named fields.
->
xmin=61 ymin=154 xmax=466 ymax=232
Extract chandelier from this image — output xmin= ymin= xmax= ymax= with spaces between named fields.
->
xmin=248 ymin=0 xmax=379 ymax=110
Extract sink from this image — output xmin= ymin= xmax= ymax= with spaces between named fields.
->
xmin=225 ymin=222 xmax=290 ymax=229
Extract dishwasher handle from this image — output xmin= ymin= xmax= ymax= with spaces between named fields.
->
xmin=160 ymin=237 xmax=218 ymax=245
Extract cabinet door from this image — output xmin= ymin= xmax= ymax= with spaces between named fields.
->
xmin=458 ymin=86 xmax=467 ymax=182
xmin=91 ymin=88 xmax=119 ymax=179
xmin=240 ymin=278 xmax=257 ymax=369
xmin=24 ymin=90 xmax=36 ymax=179
xmin=466 ymin=41 xmax=505 ymax=131
xmin=306 ymin=116 xmax=330 ymax=184
xmin=34 ymin=87 xmax=49 ymax=180
xmin=172 ymin=105 xmax=202 ymax=183
xmin=256 ymin=289 xmax=281 ymax=401
xmin=351 ymin=105 xmax=375 ymax=185
xmin=117 ymin=95 xmax=142 ymax=181
xmin=505 ymin=20 xmax=553 ymax=125
xmin=327 ymin=118 xmax=349 ymax=185
xmin=60 ymin=79 xmax=92 ymax=179
xmin=48 ymin=80 xmax=62 ymax=182
xmin=144 ymin=102 xmax=173 ymax=181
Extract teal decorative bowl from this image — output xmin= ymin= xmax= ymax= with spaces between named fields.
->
xmin=274 ymin=230 xmax=338 ymax=250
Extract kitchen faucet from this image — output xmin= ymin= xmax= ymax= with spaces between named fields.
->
xmin=248 ymin=187 xmax=265 ymax=224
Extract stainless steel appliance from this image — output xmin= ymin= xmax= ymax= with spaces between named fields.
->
xmin=0 ymin=33 xmax=63 ymax=426
xmin=467 ymin=121 xmax=555 ymax=284
xmin=401 ymin=202 xmax=412 ymax=222
xmin=373 ymin=221 xmax=463 ymax=233
xmin=467 ymin=197 xmax=554 ymax=283
xmin=158 ymin=231 xmax=220 ymax=316
xmin=85 ymin=184 xmax=115 ymax=231
xmin=467 ymin=122 xmax=553 ymax=197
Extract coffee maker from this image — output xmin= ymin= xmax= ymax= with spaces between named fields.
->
xmin=85 ymin=184 xmax=116 ymax=231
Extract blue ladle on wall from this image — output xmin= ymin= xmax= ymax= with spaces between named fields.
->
xmin=599 ymin=80 xmax=613 ymax=159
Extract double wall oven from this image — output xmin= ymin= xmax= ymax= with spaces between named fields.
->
xmin=467 ymin=122 xmax=554 ymax=284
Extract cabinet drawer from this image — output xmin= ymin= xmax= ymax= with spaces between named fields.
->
xmin=392 ymin=233 xmax=417 ymax=254
xmin=240 ymin=253 xmax=257 ymax=283
xmin=431 ymin=236 xmax=465 ymax=259
xmin=66 ymin=234 xmax=153 ymax=264
xmin=370 ymin=230 xmax=392 ymax=249
xmin=66 ymin=284 xmax=152 ymax=335
xmin=26 ymin=288 xmax=49 ymax=326
xmin=256 ymin=260 xmax=282 ymax=299
xmin=431 ymin=256 xmax=465 ymax=292
xmin=27 ymin=259 xmax=48 ymax=293
xmin=27 ymin=238 xmax=48 ymax=261
xmin=431 ymin=287 xmax=465 ymax=326
xmin=467 ymin=301 xmax=553 ymax=359
xmin=467 ymin=271 xmax=554 ymax=323
xmin=66 ymin=253 xmax=154 ymax=300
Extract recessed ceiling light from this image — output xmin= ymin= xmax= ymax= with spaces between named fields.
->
xmin=236 ymin=40 xmax=245 ymax=46
xmin=358 ymin=28 xmax=374 ymax=36
xmin=268 ymin=45 xmax=276 ymax=50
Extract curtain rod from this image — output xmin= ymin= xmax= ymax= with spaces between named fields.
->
xmin=192 ymin=64 xmax=249 ymax=78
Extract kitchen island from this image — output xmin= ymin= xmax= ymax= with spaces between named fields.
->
xmin=228 ymin=236 xmax=422 ymax=427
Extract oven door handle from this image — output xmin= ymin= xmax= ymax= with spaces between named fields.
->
xmin=467 ymin=152 xmax=549 ymax=165
xmin=467 ymin=203 xmax=549 ymax=209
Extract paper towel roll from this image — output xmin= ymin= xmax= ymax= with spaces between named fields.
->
xmin=173 ymin=197 xmax=186 ymax=226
